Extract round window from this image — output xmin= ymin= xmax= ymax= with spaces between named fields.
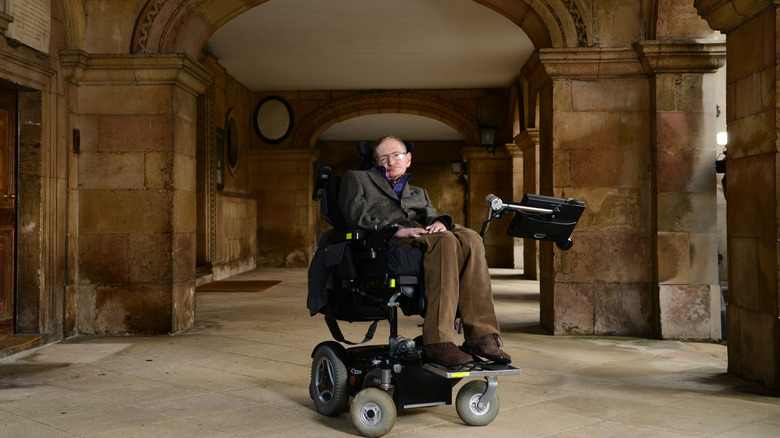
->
xmin=225 ymin=111 xmax=240 ymax=175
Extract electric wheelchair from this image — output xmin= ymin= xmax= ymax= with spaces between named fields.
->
xmin=307 ymin=142 xmax=585 ymax=437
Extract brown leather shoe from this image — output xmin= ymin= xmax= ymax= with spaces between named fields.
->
xmin=424 ymin=342 xmax=474 ymax=367
xmin=462 ymin=334 xmax=512 ymax=364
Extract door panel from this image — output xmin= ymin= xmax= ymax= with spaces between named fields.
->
xmin=0 ymin=87 xmax=16 ymax=335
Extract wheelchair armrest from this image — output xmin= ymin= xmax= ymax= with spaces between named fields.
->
xmin=365 ymin=224 xmax=399 ymax=250
xmin=326 ymin=229 xmax=371 ymax=244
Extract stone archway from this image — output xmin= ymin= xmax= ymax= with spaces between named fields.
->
xmin=292 ymin=92 xmax=480 ymax=148
xmin=129 ymin=0 xmax=588 ymax=57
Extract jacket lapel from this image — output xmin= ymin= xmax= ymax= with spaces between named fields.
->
xmin=367 ymin=167 xmax=399 ymax=199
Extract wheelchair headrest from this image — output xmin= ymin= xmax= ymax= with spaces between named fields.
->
xmin=357 ymin=140 xmax=416 ymax=170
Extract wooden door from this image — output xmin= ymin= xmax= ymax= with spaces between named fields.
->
xmin=0 ymin=87 xmax=16 ymax=335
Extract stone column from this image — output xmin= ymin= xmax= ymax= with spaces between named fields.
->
xmin=526 ymin=49 xmax=654 ymax=335
xmin=462 ymin=146 xmax=513 ymax=268
xmin=637 ymin=40 xmax=726 ymax=340
xmin=515 ymin=128 xmax=539 ymax=279
xmin=696 ymin=0 xmax=780 ymax=392
xmin=61 ymin=52 xmax=212 ymax=334
xmin=506 ymin=143 xmax=524 ymax=270
xmin=250 ymin=148 xmax=319 ymax=268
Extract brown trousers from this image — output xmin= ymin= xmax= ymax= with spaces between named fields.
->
xmin=397 ymin=225 xmax=500 ymax=344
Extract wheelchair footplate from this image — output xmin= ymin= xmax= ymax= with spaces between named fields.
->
xmin=422 ymin=361 xmax=522 ymax=379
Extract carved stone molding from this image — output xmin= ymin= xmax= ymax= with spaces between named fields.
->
xmin=59 ymin=50 xmax=212 ymax=96
xmin=694 ymin=0 xmax=775 ymax=33
xmin=523 ymin=47 xmax=645 ymax=90
xmin=636 ymin=40 xmax=726 ymax=74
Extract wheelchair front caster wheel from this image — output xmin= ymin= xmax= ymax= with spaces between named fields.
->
xmin=350 ymin=387 xmax=396 ymax=437
xmin=455 ymin=380 xmax=500 ymax=426
xmin=556 ymin=237 xmax=574 ymax=251
xmin=310 ymin=343 xmax=349 ymax=416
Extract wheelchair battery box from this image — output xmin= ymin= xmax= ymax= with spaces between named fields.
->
xmin=506 ymin=194 xmax=585 ymax=243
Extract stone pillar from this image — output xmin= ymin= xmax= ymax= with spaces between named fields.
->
xmin=61 ymin=52 xmax=212 ymax=334
xmin=696 ymin=0 xmax=780 ymax=392
xmin=507 ymin=143 xmax=524 ymax=270
xmin=462 ymin=146 xmax=513 ymax=268
xmin=526 ymin=49 xmax=654 ymax=335
xmin=251 ymin=148 xmax=318 ymax=268
xmin=515 ymin=128 xmax=539 ymax=279
xmin=637 ymin=40 xmax=726 ymax=340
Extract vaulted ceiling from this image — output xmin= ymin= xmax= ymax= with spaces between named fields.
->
xmin=204 ymin=0 xmax=534 ymax=141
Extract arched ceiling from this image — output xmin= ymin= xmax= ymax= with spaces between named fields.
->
xmin=203 ymin=0 xmax=534 ymax=141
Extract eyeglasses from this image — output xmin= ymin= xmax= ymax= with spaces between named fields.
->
xmin=376 ymin=152 xmax=407 ymax=165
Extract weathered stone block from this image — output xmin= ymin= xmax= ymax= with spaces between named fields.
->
xmin=726 ymin=154 xmax=775 ymax=238
xmin=173 ymin=233 xmax=196 ymax=283
xmin=80 ymin=190 xmax=172 ymax=234
xmin=593 ymin=283 xmax=653 ymax=336
xmin=173 ymin=280 xmax=195 ymax=332
xmin=659 ymin=284 xmax=711 ymax=339
xmin=736 ymin=307 xmax=778 ymax=388
xmin=567 ymin=187 xmax=647 ymax=233
xmin=173 ymin=190 xmax=197 ymax=233
xmin=93 ymin=284 xmax=173 ymax=334
xmin=728 ymin=237 xmax=759 ymax=310
xmin=657 ymin=231 xmax=690 ymax=284
xmin=145 ymin=152 xmax=173 ymax=190
xmin=688 ymin=232 xmax=719 ymax=284
xmin=98 ymin=114 xmax=172 ymax=152
xmin=78 ymin=234 xmax=129 ymax=285
xmin=657 ymin=192 xmax=717 ymax=233
xmin=570 ymin=148 xmax=645 ymax=188
xmin=553 ymin=111 xmax=620 ymax=150
xmin=129 ymin=233 xmax=173 ymax=284
xmin=571 ymin=79 xmax=648 ymax=112
xmin=173 ymin=153 xmax=196 ymax=192
xmin=554 ymin=232 xmax=651 ymax=283
xmin=656 ymin=149 xmax=693 ymax=193
xmin=552 ymin=282 xmax=594 ymax=335
xmin=78 ymin=152 xmax=145 ymax=190
xmin=80 ymin=85 xmax=171 ymax=115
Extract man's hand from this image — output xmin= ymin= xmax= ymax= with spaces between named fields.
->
xmin=394 ymin=221 xmax=447 ymax=239
xmin=394 ymin=227 xmax=428 ymax=239
xmin=425 ymin=221 xmax=447 ymax=233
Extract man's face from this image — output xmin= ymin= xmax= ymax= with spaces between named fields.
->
xmin=375 ymin=139 xmax=411 ymax=180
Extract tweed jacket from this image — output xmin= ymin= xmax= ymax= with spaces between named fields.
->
xmin=339 ymin=167 xmax=446 ymax=231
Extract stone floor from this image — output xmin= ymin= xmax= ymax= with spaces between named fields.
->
xmin=1 ymin=268 xmax=779 ymax=437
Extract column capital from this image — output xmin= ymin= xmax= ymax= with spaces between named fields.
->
xmin=636 ymin=40 xmax=726 ymax=74
xmin=59 ymin=50 xmax=213 ymax=96
xmin=514 ymin=128 xmax=539 ymax=153
xmin=523 ymin=47 xmax=646 ymax=89
xmin=695 ymin=0 xmax=777 ymax=33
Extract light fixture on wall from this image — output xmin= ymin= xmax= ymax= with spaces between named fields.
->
xmin=715 ymin=131 xmax=727 ymax=174
xmin=715 ymin=131 xmax=727 ymax=200
xmin=479 ymin=124 xmax=497 ymax=154
xmin=450 ymin=160 xmax=464 ymax=176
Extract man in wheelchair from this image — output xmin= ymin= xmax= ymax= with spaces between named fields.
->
xmin=338 ymin=135 xmax=510 ymax=368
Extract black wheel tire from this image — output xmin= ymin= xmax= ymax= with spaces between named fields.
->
xmin=455 ymin=380 xmax=500 ymax=426
xmin=310 ymin=344 xmax=349 ymax=416
xmin=350 ymin=387 xmax=397 ymax=438
xmin=556 ymin=237 xmax=574 ymax=251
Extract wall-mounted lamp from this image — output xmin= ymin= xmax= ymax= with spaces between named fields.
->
xmin=715 ymin=131 xmax=727 ymax=200
xmin=479 ymin=124 xmax=497 ymax=154
xmin=715 ymin=131 xmax=727 ymax=174
xmin=451 ymin=160 xmax=464 ymax=175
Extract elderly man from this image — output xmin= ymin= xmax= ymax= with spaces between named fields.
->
xmin=339 ymin=135 xmax=510 ymax=367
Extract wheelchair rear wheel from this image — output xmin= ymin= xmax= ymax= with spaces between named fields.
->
xmin=310 ymin=343 xmax=349 ymax=416
xmin=350 ymin=387 xmax=396 ymax=437
xmin=455 ymin=380 xmax=500 ymax=426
